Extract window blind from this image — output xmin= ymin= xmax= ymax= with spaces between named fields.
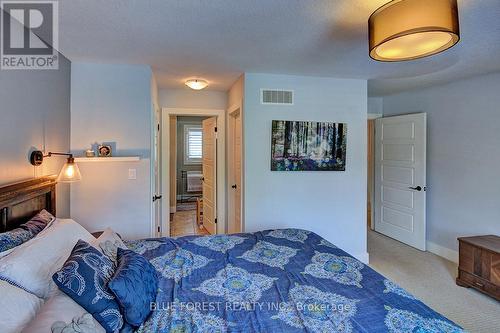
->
xmin=187 ymin=129 xmax=202 ymax=159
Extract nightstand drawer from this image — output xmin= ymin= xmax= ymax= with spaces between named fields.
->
xmin=459 ymin=271 xmax=487 ymax=290
xmin=458 ymin=270 xmax=500 ymax=301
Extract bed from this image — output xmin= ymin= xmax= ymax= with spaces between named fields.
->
xmin=0 ymin=178 xmax=464 ymax=333
xmin=125 ymin=231 xmax=464 ymax=333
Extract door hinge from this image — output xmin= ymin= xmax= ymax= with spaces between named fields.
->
xmin=215 ymin=218 xmax=218 ymax=224
xmin=214 ymin=127 xmax=218 ymax=133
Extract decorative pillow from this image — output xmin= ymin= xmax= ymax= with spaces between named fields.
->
xmin=0 ymin=219 xmax=95 ymax=299
xmin=91 ymin=228 xmax=127 ymax=265
xmin=20 ymin=209 xmax=55 ymax=234
xmin=0 ymin=209 xmax=54 ymax=253
xmin=0 ymin=280 xmax=43 ymax=333
xmin=0 ymin=228 xmax=33 ymax=253
xmin=52 ymin=240 xmax=123 ymax=333
xmin=109 ymin=248 xmax=158 ymax=327
xmin=21 ymin=289 xmax=106 ymax=333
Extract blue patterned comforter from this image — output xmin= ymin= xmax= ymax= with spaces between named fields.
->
xmin=125 ymin=229 xmax=464 ymax=333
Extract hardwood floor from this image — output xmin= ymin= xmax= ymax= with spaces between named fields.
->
xmin=170 ymin=208 xmax=209 ymax=237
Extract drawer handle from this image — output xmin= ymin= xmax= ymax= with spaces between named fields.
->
xmin=474 ymin=282 xmax=484 ymax=288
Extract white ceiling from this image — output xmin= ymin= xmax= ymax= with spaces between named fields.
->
xmin=58 ymin=0 xmax=500 ymax=96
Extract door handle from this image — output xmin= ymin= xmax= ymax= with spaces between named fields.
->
xmin=408 ymin=186 xmax=423 ymax=191
xmin=201 ymin=177 xmax=205 ymax=182
xmin=231 ymin=184 xmax=237 ymax=189
xmin=153 ymin=195 xmax=162 ymax=202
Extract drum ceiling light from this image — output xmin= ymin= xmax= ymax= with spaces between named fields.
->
xmin=185 ymin=79 xmax=209 ymax=90
xmin=369 ymin=0 xmax=460 ymax=62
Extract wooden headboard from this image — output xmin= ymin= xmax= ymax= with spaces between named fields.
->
xmin=0 ymin=176 xmax=57 ymax=232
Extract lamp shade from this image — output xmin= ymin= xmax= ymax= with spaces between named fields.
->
xmin=57 ymin=159 xmax=82 ymax=183
xmin=369 ymin=0 xmax=460 ymax=61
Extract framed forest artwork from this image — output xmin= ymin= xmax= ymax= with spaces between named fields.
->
xmin=271 ymin=120 xmax=347 ymax=171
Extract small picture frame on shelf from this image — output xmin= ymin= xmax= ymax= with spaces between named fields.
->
xmin=98 ymin=145 xmax=112 ymax=157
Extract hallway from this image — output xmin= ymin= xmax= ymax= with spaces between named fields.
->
xmin=170 ymin=207 xmax=209 ymax=237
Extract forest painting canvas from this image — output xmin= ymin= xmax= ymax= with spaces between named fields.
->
xmin=271 ymin=120 xmax=347 ymax=171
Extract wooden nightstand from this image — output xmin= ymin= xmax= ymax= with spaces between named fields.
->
xmin=456 ymin=235 xmax=500 ymax=301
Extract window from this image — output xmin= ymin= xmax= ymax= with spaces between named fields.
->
xmin=184 ymin=125 xmax=203 ymax=164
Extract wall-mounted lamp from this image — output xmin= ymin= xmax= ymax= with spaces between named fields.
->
xmin=30 ymin=151 xmax=82 ymax=183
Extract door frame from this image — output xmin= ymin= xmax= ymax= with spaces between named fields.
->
xmin=367 ymin=113 xmax=382 ymax=231
xmin=161 ymin=108 xmax=226 ymax=237
xmin=151 ymin=98 xmax=162 ymax=238
xmin=227 ymin=103 xmax=244 ymax=233
xmin=367 ymin=119 xmax=375 ymax=231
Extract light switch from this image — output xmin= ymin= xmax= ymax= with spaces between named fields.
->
xmin=128 ymin=169 xmax=137 ymax=180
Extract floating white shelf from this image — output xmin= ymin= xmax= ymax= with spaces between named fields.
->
xmin=74 ymin=156 xmax=141 ymax=163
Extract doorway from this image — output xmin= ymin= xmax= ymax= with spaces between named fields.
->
xmin=170 ymin=115 xmax=211 ymax=237
xmin=161 ymin=108 xmax=226 ymax=237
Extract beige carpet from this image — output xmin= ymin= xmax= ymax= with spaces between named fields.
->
xmin=368 ymin=230 xmax=500 ymax=333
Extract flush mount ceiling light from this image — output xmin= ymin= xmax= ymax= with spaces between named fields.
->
xmin=369 ymin=0 xmax=460 ymax=62
xmin=185 ymin=79 xmax=209 ymax=90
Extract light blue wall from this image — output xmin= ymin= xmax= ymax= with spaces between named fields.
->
xmin=368 ymin=97 xmax=383 ymax=116
xmin=243 ymin=73 xmax=368 ymax=261
xmin=382 ymin=72 xmax=500 ymax=253
xmin=70 ymin=63 xmax=153 ymax=239
xmin=159 ymin=88 xmax=227 ymax=110
xmin=0 ymin=54 xmax=71 ymax=217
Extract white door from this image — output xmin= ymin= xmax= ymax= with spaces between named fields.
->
xmin=202 ymin=117 xmax=217 ymax=235
xmin=375 ymin=113 xmax=427 ymax=250
xmin=228 ymin=110 xmax=242 ymax=234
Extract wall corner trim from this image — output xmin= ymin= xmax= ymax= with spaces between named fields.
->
xmin=355 ymin=252 xmax=370 ymax=265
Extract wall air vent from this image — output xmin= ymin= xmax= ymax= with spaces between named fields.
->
xmin=261 ymin=89 xmax=294 ymax=105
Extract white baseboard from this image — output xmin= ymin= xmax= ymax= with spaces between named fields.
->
xmin=170 ymin=206 xmax=176 ymax=213
xmin=355 ymin=252 xmax=370 ymax=265
xmin=426 ymin=241 xmax=459 ymax=264
xmin=368 ymin=113 xmax=383 ymax=120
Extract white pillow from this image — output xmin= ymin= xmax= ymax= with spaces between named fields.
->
xmin=0 ymin=211 xmax=57 ymax=259
xmin=0 ymin=247 xmax=15 ymax=259
xmin=22 ymin=289 xmax=105 ymax=333
xmin=91 ymin=228 xmax=127 ymax=264
xmin=0 ymin=219 xmax=96 ymax=299
xmin=92 ymin=227 xmax=124 ymax=244
xmin=0 ymin=280 xmax=43 ymax=333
